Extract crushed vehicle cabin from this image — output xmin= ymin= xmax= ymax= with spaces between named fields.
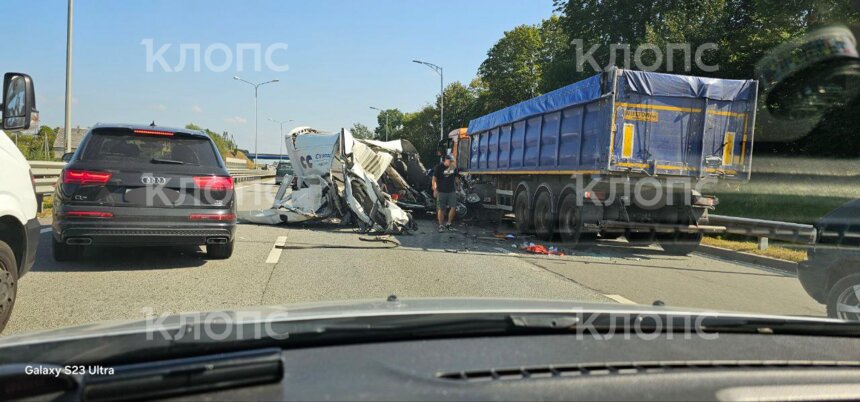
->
xmin=245 ymin=127 xmax=417 ymax=234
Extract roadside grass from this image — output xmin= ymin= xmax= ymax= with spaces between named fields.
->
xmin=38 ymin=195 xmax=53 ymax=219
xmin=702 ymin=235 xmax=808 ymax=263
xmin=713 ymin=193 xmax=852 ymax=224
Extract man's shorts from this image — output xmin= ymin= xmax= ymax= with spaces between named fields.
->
xmin=436 ymin=192 xmax=458 ymax=210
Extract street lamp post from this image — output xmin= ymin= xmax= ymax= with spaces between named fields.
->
xmin=233 ymin=76 xmax=279 ymax=168
xmin=268 ymin=118 xmax=293 ymax=163
xmin=369 ymin=106 xmax=389 ymax=141
xmin=64 ymin=0 xmax=74 ymax=153
xmin=412 ymin=60 xmax=444 ymax=142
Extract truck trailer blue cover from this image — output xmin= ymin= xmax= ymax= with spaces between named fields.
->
xmin=464 ymin=68 xmax=758 ymax=179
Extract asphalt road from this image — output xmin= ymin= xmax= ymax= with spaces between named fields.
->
xmin=3 ymin=179 xmax=826 ymax=335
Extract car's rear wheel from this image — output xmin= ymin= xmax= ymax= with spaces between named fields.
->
xmin=52 ymin=237 xmax=84 ymax=261
xmin=0 ymin=240 xmax=19 ymax=333
xmin=206 ymin=239 xmax=234 ymax=259
xmin=826 ymin=273 xmax=860 ymax=320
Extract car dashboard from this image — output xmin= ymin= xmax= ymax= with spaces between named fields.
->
xmin=11 ymin=332 xmax=856 ymax=401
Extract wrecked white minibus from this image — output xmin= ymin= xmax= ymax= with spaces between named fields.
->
xmin=245 ymin=127 xmax=417 ymax=234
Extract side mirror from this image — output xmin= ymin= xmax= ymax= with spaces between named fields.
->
xmin=1 ymin=73 xmax=38 ymax=132
xmin=61 ymin=152 xmax=74 ymax=163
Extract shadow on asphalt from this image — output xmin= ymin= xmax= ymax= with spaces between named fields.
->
xmin=390 ymin=217 xmax=683 ymax=262
xmin=238 ymin=214 xmax=689 ymax=262
xmin=31 ymin=232 xmax=207 ymax=272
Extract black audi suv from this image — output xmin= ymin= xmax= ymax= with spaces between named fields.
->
xmin=52 ymin=124 xmax=236 ymax=261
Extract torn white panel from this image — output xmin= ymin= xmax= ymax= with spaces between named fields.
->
xmin=351 ymin=140 xmax=394 ymax=181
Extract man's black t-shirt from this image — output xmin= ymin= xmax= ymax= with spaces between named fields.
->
xmin=433 ymin=163 xmax=459 ymax=193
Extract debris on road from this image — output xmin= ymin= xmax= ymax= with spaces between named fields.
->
xmin=519 ymin=243 xmax=566 ymax=256
xmin=245 ymin=127 xmax=417 ymax=234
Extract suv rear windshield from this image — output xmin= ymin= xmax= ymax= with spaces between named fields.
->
xmin=276 ymin=163 xmax=292 ymax=174
xmin=80 ymin=128 xmax=222 ymax=167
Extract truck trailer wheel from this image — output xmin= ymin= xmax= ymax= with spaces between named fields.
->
xmin=657 ymin=232 xmax=703 ymax=256
xmin=514 ymin=191 xmax=532 ymax=234
xmin=558 ymin=195 xmax=583 ymax=244
xmin=533 ymin=192 xmax=555 ymax=240
xmin=826 ymin=273 xmax=860 ymax=320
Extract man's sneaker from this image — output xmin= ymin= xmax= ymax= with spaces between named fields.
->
xmin=446 ymin=223 xmax=453 ymax=231
xmin=438 ymin=225 xmax=445 ymax=233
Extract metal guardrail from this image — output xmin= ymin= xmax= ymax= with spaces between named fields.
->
xmin=708 ymin=214 xmax=817 ymax=249
xmin=27 ymin=161 xmax=273 ymax=197
xmin=29 ymin=161 xmax=67 ymax=196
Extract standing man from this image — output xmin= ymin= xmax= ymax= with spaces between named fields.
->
xmin=432 ymin=154 xmax=459 ymax=232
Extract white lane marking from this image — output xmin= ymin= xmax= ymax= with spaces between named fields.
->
xmin=604 ymin=294 xmax=637 ymax=305
xmin=40 ymin=227 xmax=52 ymax=234
xmin=265 ymin=236 xmax=288 ymax=264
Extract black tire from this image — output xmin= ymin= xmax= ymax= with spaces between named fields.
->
xmin=558 ymin=195 xmax=583 ymax=244
xmin=206 ymin=239 xmax=234 ymax=259
xmin=0 ymin=241 xmax=19 ymax=333
xmin=513 ymin=191 xmax=532 ymax=235
xmin=826 ymin=273 xmax=860 ymax=320
xmin=657 ymin=232 xmax=703 ymax=256
xmin=533 ymin=192 xmax=555 ymax=241
xmin=52 ymin=237 xmax=84 ymax=261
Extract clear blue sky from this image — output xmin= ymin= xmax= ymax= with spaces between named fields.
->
xmin=0 ymin=0 xmax=556 ymax=153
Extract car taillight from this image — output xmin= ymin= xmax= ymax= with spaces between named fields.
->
xmin=65 ymin=211 xmax=113 ymax=218
xmin=134 ymin=129 xmax=174 ymax=136
xmin=189 ymin=213 xmax=236 ymax=221
xmin=193 ymin=176 xmax=234 ymax=191
xmin=63 ymin=170 xmax=112 ymax=185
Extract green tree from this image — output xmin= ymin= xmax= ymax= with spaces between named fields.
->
xmin=400 ymin=106 xmax=441 ymax=164
xmin=436 ymin=81 xmax=481 ymax=135
xmin=350 ymin=123 xmax=374 ymax=139
xmin=185 ymin=123 xmax=241 ymax=160
xmin=478 ymin=16 xmax=569 ymax=110
xmin=550 ymin=0 xmax=860 ymax=83
xmin=478 ymin=24 xmax=544 ymax=110
xmin=8 ymin=125 xmax=57 ymax=160
xmin=373 ymin=109 xmax=405 ymax=139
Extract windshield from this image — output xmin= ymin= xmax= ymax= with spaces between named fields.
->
xmin=2 ymin=0 xmax=860 ymax=351
xmin=79 ymin=129 xmax=222 ymax=167
xmin=276 ymin=162 xmax=292 ymax=174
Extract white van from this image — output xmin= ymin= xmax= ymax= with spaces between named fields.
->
xmin=0 ymin=72 xmax=40 ymax=332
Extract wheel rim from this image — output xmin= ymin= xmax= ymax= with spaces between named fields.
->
xmin=836 ymin=284 xmax=860 ymax=321
xmin=0 ymin=263 xmax=14 ymax=317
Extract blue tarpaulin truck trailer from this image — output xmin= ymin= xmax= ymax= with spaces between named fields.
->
xmin=455 ymin=68 xmax=759 ymax=255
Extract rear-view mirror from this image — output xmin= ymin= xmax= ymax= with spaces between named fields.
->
xmin=61 ymin=152 xmax=74 ymax=163
xmin=1 ymin=72 xmax=38 ymax=132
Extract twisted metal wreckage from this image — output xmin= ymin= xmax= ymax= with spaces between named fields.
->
xmin=245 ymin=127 xmax=427 ymax=234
